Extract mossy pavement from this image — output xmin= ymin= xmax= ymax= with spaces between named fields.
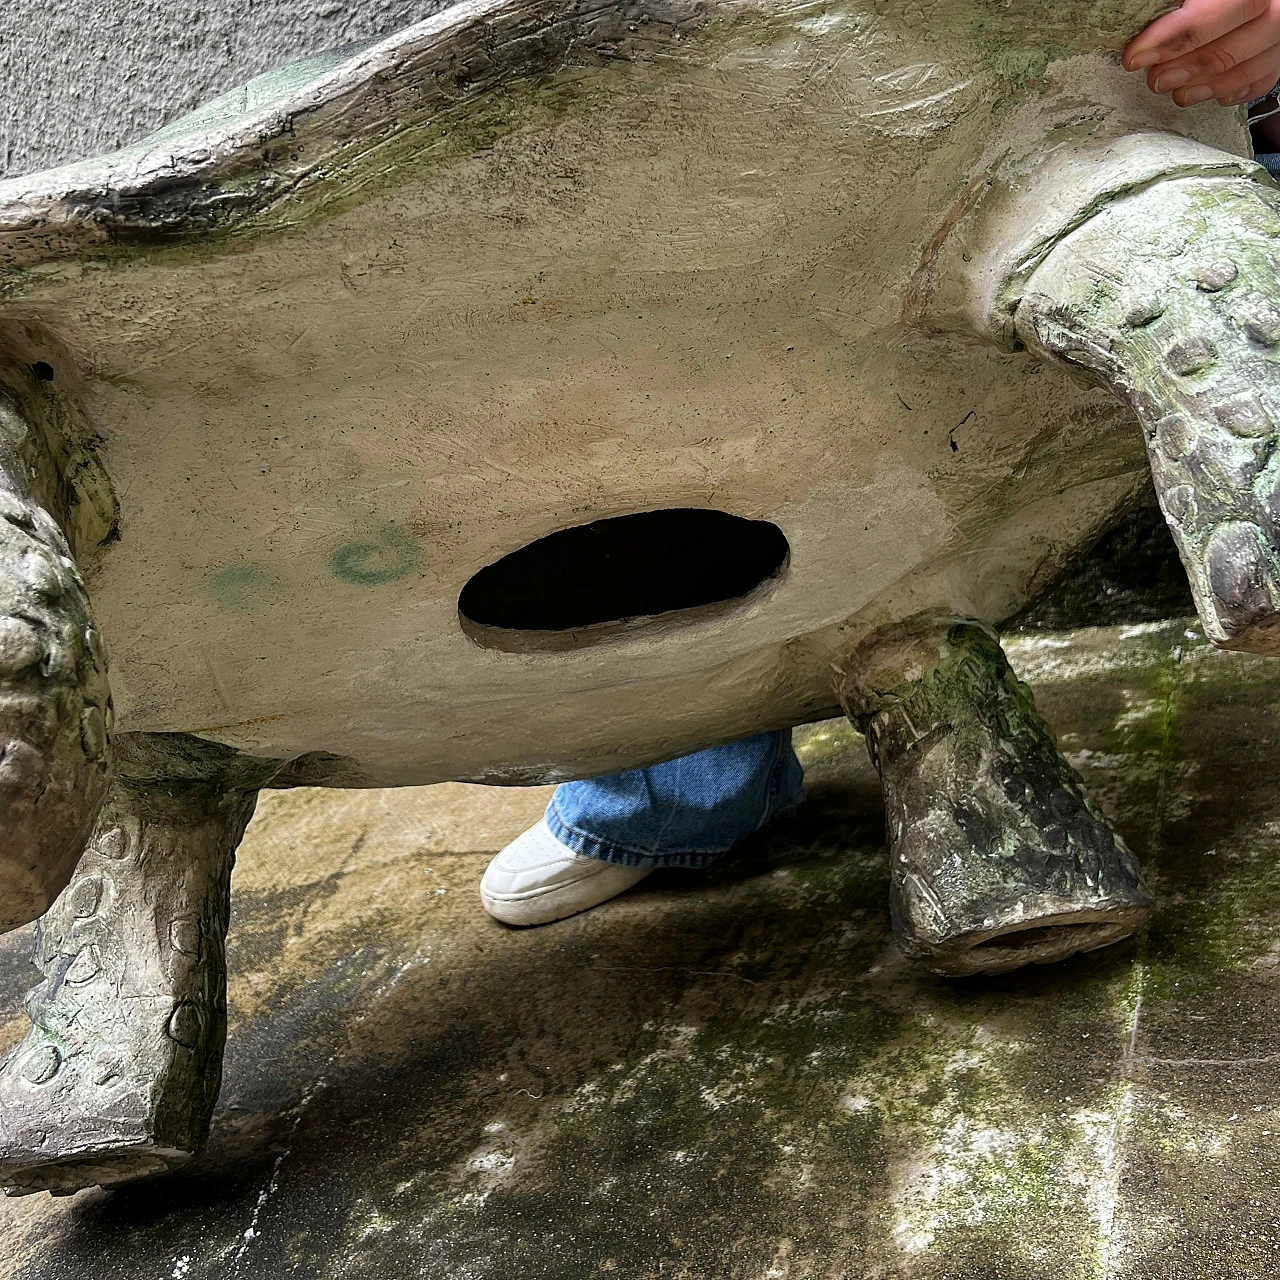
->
xmin=0 ymin=619 xmax=1278 ymax=1278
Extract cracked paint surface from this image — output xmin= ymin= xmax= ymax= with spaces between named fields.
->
xmin=1 ymin=620 xmax=1279 ymax=1275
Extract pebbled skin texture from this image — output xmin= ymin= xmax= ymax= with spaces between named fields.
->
xmin=1017 ymin=175 xmax=1280 ymax=655
xmin=0 ymin=425 xmax=112 ymax=934
xmin=0 ymin=778 xmax=257 ymax=1195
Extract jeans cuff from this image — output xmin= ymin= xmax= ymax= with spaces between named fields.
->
xmin=545 ymin=804 xmax=723 ymax=869
xmin=1256 ymin=152 xmax=1280 ymax=182
xmin=545 ymin=788 xmax=806 ymax=871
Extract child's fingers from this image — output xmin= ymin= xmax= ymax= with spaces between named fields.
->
xmin=1144 ymin=9 xmax=1280 ymax=90
xmin=1124 ymin=0 xmax=1269 ymax=70
xmin=1205 ymin=47 xmax=1280 ymax=101
xmin=1165 ymin=44 xmax=1280 ymax=102
xmin=1243 ymin=72 xmax=1280 ymax=99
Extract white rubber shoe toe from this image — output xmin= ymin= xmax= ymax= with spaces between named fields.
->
xmin=480 ymin=820 xmax=652 ymax=926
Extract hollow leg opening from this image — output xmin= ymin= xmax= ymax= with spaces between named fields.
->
xmin=959 ymin=914 xmax=1148 ymax=975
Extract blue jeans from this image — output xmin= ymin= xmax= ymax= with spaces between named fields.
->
xmin=1250 ymin=85 xmax=1280 ymax=179
xmin=546 ymin=730 xmax=806 ymax=869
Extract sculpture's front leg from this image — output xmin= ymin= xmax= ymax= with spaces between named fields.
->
xmin=837 ymin=622 xmax=1154 ymax=975
xmin=1015 ymin=175 xmax=1280 ymax=655
xmin=0 ymin=395 xmax=112 ymax=932
xmin=0 ymin=775 xmax=257 ymax=1195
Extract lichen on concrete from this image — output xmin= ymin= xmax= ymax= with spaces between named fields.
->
xmin=2 ymin=621 xmax=1280 ymax=1275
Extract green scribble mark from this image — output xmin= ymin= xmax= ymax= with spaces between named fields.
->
xmin=208 ymin=563 xmax=277 ymax=611
xmin=331 ymin=524 xmax=424 ymax=586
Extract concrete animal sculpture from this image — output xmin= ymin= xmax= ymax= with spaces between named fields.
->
xmin=0 ymin=0 xmax=1275 ymax=1194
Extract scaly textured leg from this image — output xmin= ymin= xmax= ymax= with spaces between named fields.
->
xmin=0 ymin=395 xmax=111 ymax=932
xmin=838 ymin=622 xmax=1154 ymax=976
xmin=0 ymin=778 xmax=257 ymax=1195
xmin=1017 ymin=175 xmax=1280 ymax=654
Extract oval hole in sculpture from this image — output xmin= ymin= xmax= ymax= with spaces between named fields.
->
xmin=459 ymin=508 xmax=790 ymax=652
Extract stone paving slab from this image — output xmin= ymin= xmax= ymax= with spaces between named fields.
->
xmin=1 ymin=620 xmax=1278 ymax=1278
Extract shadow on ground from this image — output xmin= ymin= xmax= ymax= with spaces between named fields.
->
xmin=1 ymin=621 xmax=1279 ymax=1278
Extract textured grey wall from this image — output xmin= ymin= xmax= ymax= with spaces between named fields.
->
xmin=0 ymin=1 xmax=447 ymax=179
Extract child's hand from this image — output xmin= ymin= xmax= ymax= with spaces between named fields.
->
xmin=1123 ymin=0 xmax=1280 ymax=107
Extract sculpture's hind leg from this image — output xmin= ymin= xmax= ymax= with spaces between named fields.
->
xmin=0 ymin=775 xmax=256 ymax=1195
xmin=0 ymin=396 xmax=111 ymax=933
xmin=837 ymin=622 xmax=1154 ymax=976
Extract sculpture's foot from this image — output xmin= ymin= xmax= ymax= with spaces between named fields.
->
xmin=0 ymin=399 xmax=112 ymax=933
xmin=840 ymin=622 xmax=1153 ymax=977
xmin=1 ymin=1145 xmax=192 ymax=1198
xmin=1015 ymin=174 xmax=1280 ymax=656
xmin=0 ymin=779 xmax=257 ymax=1195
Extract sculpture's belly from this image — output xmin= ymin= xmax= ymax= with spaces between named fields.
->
xmin=81 ymin=277 xmax=1142 ymax=784
xmin=8 ymin=25 xmax=1151 ymax=784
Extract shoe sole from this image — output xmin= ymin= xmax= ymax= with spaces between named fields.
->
xmin=481 ymin=869 xmax=651 ymax=927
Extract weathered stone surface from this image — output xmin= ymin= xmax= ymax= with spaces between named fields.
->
xmin=2 ymin=0 xmax=1280 ymax=1223
xmin=0 ymin=1 xmax=449 ymax=182
xmin=843 ymin=623 xmax=1152 ymax=975
xmin=1016 ymin=177 xmax=1280 ymax=657
xmin=0 ymin=781 xmax=257 ymax=1195
xmin=0 ymin=399 xmax=111 ymax=933
xmin=0 ymin=621 xmax=1274 ymax=1275
xmin=0 ymin=2 xmax=1256 ymax=792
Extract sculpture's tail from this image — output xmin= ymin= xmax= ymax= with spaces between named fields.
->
xmin=1015 ymin=173 xmax=1280 ymax=654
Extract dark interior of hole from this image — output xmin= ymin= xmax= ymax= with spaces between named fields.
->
xmin=459 ymin=508 xmax=790 ymax=632
xmin=973 ymin=923 xmax=1107 ymax=951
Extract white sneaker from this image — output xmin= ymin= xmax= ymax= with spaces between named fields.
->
xmin=480 ymin=819 xmax=652 ymax=926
